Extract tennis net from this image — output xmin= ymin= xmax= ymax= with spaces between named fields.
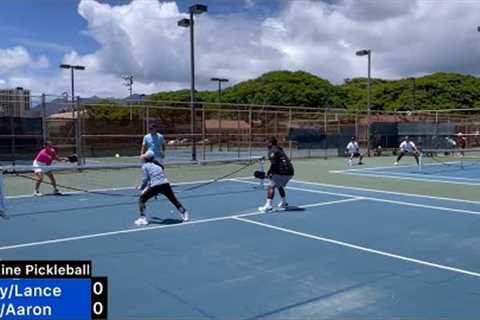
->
xmin=419 ymin=148 xmax=480 ymax=171
xmin=1 ymin=157 xmax=262 ymax=199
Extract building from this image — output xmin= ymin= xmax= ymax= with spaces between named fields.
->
xmin=0 ymin=87 xmax=31 ymax=117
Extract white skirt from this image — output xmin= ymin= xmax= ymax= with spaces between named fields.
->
xmin=33 ymin=160 xmax=50 ymax=173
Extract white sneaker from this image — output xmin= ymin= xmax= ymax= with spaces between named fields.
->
xmin=394 ymin=162 xmax=399 ymax=166
xmin=53 ymin=189 xmax=62 ymax=195
xmin=181 ymin=211 xmax=189 ymax=222
xmin=134 ymin=217 xmax=149 ymax=226
xmin=34 ymin=190 xmax=42 ymax=197
xmin=258 ymin=204 xmax=273 ymax=213
xmin=278 ymin=201 xmax=289 ymax=209
xmin=348 ymin=159 xmax=352 ymax=167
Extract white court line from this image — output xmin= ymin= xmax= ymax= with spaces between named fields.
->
xmin=338 ymin=171 xmax=480 ymax=186
xmin=361 ymin=171 xmax=478 ymax=181
xmin=233 ymin=217 xmax=480 ymax=278
xmin=5 ymin=177 xmax=252 ymax=199
xmin=354 ymin=170 xmax=480 ymax=182
xmin=330 ymin=163 xmax=417 ymax=174
xmin=0 ymin=198 xmax=362 ymax=251
xmin=291 ymin=179 xmax=480 ymax=205
xmin=232 ymin=179 xmax=480 ymax=217
xmin=330 ymin=160 xmax=461 ymax=174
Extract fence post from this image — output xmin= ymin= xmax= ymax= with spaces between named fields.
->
xmin=75 ymin=96 xmax=82 ymax=165
xmin=41 ymin=94 xmax=48 ymax=145
xmin=9 ymin=114 xmax=15 ymax=165
xmin=248 ymin=107 xmax=252 ymax=158
xmin=146 ymin=105 xmax=150 ymax=133
xmin=324 ymin=108 xmax=328 ymax=159
xmin=288 ymin=108 xmax=292 ymax=159
xmin=202 ymin=104 xmax=206 ymax=160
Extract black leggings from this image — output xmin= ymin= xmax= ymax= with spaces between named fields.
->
xmin=139 ymin=183 xmax=183 ymax=210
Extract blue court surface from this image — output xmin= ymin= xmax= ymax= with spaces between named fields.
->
xmin=332 ymin=161 xmax=480 ymax=186
xmin=2 ymin=179 xmax=480 ymax=319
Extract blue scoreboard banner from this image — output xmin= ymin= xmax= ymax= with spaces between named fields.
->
xmin=0 ymin=261 xmax=107 ymax=320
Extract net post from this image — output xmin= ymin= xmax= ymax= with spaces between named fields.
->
xmin=418 ymin=151 xmax=423 ymax=172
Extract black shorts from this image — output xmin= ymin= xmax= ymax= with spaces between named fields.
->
xmin=140 ymin=183 xmax=173 ymax=203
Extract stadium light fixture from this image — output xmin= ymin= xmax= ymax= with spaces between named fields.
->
xmin=210 ymin=78 xmax=229 ymax=103
xmin=177 ymin=3 xmax=208 ymax=161
xmin=177 ymin=18 xmax=190 ymax=27
xmin=59 ymin=64 xmax=86 ymax=103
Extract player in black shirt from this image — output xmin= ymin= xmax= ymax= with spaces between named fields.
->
xmin=259 ymin=137 xmax=294 ymax=212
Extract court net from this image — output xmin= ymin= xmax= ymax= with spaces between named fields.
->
xmin=1 ymin=157 xmax=263 ymax=199
xmin=419 ymin=148 xmax=480 ymax=171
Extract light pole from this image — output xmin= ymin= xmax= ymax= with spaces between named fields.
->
xmin=121 ymin=75 xmax=134 ymax=97
xmin=210 ymin=78 xmax=228 ymax=103
xmin=178 ymin=4 xmax=208 ymax=161
xmin=60 ymin=64 xmax=85 ymax=163
xmin=407 ymin=77 xmax=416 ymax=109
xmin=355 ymin=49 xmax=371 ymax=155
xmin=121 ymin=75 xmax=134 ymax=120
xmin=211 ymin=78 xmax=228 ymax=151
xmin=60 ymin=64 xmax=85 ymax=103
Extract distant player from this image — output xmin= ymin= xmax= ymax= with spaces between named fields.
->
xmin=140 ymin=124 xmax=165 ymax=163
xmin=345 ymin=136 xmax=364 ymax=166
xmin=135 ymin=151 xmax=188 ymax=226
xmin=394 ymin=136 xmax=420 ymax=166
xmin=259 ymin=137 xmax=294 ymax=212
xmin=457 ymin=132 xmax=466 ymax=156
xmin=33 ymin=141 xmax=67 ymax=196
xmin=445 ymin=136 xmax=457 ymax=149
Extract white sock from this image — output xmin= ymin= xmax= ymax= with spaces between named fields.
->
xmin=281 ymin=197 xmax=287 ymax=203
xmin=266 ymin=199 xmax=272 ymax=207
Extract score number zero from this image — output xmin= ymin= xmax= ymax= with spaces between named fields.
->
xmin=91 ymin=277 xmax=108 ymax=319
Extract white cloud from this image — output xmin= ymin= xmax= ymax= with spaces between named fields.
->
xmin=4 ymin=0 xmax=480 ymax=97
xmin=0 ymin=46 xmax=49 ymax=73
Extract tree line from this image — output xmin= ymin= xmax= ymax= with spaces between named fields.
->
xmin=84 ymin=71 xmax=480 ymax=119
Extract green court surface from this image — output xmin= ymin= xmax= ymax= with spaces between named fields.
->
xmin=4 ymin=155 xmax=480 ymax=201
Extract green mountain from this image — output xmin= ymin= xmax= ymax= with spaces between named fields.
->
xmin=86 ymin=71 xmax=480 ymax=120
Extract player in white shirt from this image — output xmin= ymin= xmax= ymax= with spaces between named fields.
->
xmin=394 ymin=136 xmax=420 ymax=166
xmin=345 ymin=136 xmax=364 ymax=166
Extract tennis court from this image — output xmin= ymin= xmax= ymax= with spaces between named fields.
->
xmin=332 ymin=149 xmax=480 ymax=186
xmin=1 ymin=159 xmax=480 ymax=319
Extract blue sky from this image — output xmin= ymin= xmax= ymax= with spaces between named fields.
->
xmin=0 ymin=0 xmax=282 ymax=63
xmin=1 ymin=0 xmax=480 ymax=98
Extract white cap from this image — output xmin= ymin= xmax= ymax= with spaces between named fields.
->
xmin=142 ymin=151 xmax=154 ymax=160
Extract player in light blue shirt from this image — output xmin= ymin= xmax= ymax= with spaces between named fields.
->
xmin=140 ymin=125 xmax=165 ymax=162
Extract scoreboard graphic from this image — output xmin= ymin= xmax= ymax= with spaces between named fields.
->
xmin=0 ymin=261 xmax=107 ymax=320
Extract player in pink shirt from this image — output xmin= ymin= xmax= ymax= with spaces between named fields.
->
xmin=33 ymin=141 xmax=66 ymax=196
